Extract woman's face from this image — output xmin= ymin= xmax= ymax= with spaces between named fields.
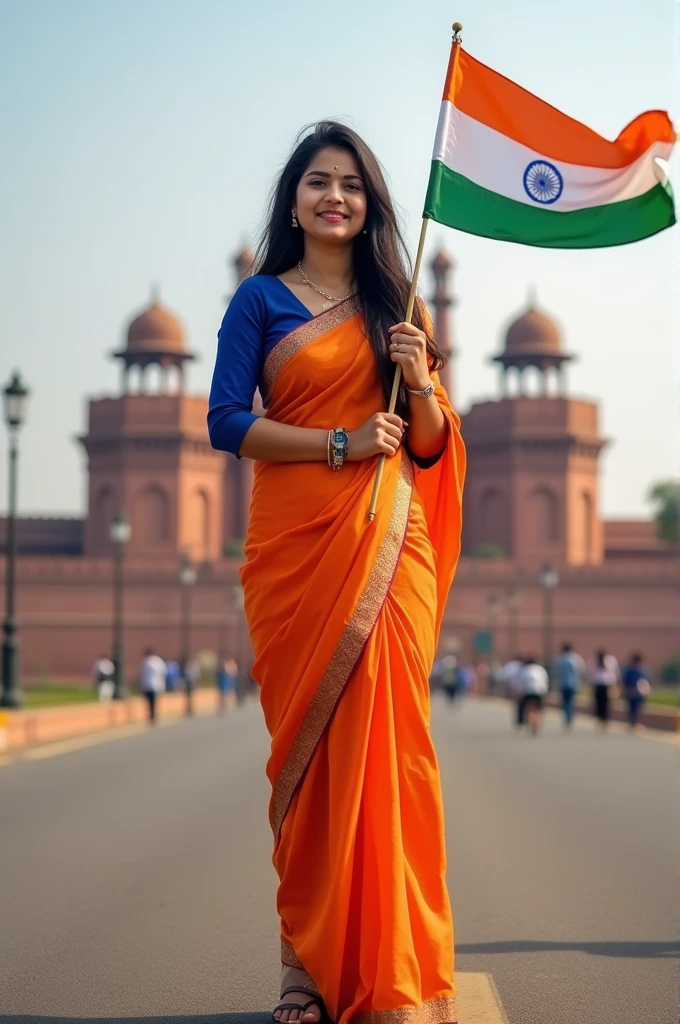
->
xmin=294 ymin=146 xmax=367 ymax=245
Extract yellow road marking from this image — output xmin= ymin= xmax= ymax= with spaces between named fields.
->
xmin=457 ymin=973 xmax=509 ymax=1024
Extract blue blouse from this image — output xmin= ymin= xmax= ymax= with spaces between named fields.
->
xmin=208 ymin=274 xmax=445 ymax=469
xmin=208 ymin=275 xmax=315 ymax=457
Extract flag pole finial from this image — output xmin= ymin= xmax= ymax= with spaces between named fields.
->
xmin=452 ymin=22 xmax=463 ymax=42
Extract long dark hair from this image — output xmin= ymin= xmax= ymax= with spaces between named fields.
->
xmin=252 ymin=120 xmax=446 ymax=415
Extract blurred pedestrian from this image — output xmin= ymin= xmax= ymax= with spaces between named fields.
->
xmin=553 ymin=642 xmax=586 ymax=728
xmin=217 ymin=656 xmax=238 ymax=713
xmin=503 ymin=657 xmax=525 ymax=725
xmin=165 ymin=659 xmax=181 ymax=693
xmin=438 ymin=654 xmax=459 ymax=706
xmin=92 ymin=654 xmax=115 ymax=701
xmin=182 ymin=657 xmax=199 ymax=717
xmin=140 ymin=647 xmax=166 ymax=723
xmin=621 ymin=652 xmax=651 ymax=731
xmin=587 ymin=649 xmax=620 ymax=730
xmin=516 ymin=656 xmax=549 ymax=736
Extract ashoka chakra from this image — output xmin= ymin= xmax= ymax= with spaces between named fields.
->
xmin=523 ymin=160 xmax=563 ymax=205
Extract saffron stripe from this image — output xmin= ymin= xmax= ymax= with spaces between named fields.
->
xmin=445 ymin=48 xmax=675 ymax=169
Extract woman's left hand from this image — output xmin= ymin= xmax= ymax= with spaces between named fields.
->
xmin=388 ymin=323 xmax=431 ymax=391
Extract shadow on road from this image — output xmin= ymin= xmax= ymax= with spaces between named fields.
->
xmin=457 ymin=939 xmax=679 ymax=958
xmin=0 ymin=1017 xmax=271 ymax=1024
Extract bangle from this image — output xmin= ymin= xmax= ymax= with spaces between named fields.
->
xmin=407 ymin=382 xmax=435 ymax=399
xmin=329 ymin=426 xmax=349 ymax=471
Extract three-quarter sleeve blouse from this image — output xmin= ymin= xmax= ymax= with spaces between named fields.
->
xmin=207 ymin=274 xmax=446 ymax=469
xmin=207 ymin=275 xmax=314 ymax=457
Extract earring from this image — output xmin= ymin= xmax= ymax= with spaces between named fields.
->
xmin=291 ymin=210 xmax=298 ymax=228
xmin=362 ymin=229 xmax=367 ymax=235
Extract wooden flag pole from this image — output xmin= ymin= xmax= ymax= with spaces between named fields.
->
xmin=366 ymin=215 xmax=430 ymax=522
xmin=367 ymin=21 xmax=463 ymax=523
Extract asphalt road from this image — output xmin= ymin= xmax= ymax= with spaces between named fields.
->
xmin=0 ymin=697 xmax=676 ymax=1024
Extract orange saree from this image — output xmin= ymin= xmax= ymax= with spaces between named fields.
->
xmin=241 ymin=298 xmax=466 ymax=1024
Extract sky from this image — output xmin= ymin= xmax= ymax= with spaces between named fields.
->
xmin=0 ymin=0 xmax=678 ymax=519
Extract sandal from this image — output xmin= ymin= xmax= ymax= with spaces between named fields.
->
xmin=273 ymin=985 xmax=328 ymax=1023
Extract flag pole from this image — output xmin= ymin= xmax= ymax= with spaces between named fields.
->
xmin=367 ymin=215 xmax=430 ymax=522
xmin=367 ymin=21 xmax=464 ymax=524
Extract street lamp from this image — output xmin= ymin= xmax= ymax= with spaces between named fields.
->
xmin=540 ymin=563 xmax=559 ymax=677
xmin=1 ymin=371 xmax=30 ymax=708
xmin=109 ymin=509 xmax=131 ymax=700
xmin=179 ymin=553 xmax=198 ymax=669
xmin=507 ymin=585 xmax=520 ymax=661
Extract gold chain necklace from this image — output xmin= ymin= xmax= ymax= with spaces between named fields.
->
xmin=297 ymin=262 xmax=353 ymax=310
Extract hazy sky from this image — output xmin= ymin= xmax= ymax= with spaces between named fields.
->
xmin=0 ymin=0 xmax=677 ymax=518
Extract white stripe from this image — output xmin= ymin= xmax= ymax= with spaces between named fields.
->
xmin=431 ymin=101 xmax=673 ymax=211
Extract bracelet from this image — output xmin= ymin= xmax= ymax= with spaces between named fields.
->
xmin=328 ymin=427 xmax=349 ymax=471
xmin=407 ymin=382 xmax=435 ymax=399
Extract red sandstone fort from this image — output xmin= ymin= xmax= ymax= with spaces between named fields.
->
xmin=0 ymin=250 xmax=676 ymax=680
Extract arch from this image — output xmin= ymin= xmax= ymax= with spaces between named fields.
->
xmin=479 ymin=487 xmax=504 ymax=545
xmin=527 ymin=487 xmax=558 ymax=544
xmin=94 ymin=486 xmax=116 ymax=549
xmin=190 ymin=488 xmax=211 ymax=557
xmin=134 ymin=484 xmax=170 ymax=546
xmin=581 ymin=491 xmax=594 ymax=562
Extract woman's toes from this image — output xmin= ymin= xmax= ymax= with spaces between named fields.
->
xmin=302 ymin=1011 xmax=320 ymax=1023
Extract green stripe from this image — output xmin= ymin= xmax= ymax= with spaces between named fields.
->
xmin=423 ymin=162 xmax=676 ymax=249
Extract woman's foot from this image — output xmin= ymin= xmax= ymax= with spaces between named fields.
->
xmin=273 ymin=966 xmax=324 ymax=1023
xmin=273 ymin=991 xmax=323 ymax=1023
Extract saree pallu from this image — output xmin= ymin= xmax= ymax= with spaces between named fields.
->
xmin=242 ymin=299 xmax=466 ymax=1024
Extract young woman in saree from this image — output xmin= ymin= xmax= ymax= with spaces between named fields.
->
xmin=208 ymin=121 xmax=466 ymax=1024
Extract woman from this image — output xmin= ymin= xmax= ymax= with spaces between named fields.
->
xmin=208 ymin=121 xmax=465 ymax=1024
xmin=588 ymin=649 xmax=621 ymax=730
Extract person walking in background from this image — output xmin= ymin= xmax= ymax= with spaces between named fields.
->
xmin=438 ymin=654 xmax=459 ymax=706
xmin=140 ymin=647 xmax=166 ymax=724
xmin=622 ymin=652 xmax=651 ymax=731
xmin=588 ymin=649 xmax=620 ymax=731
xmin=516 ymin=655 xmax=549 ymax=736
xmin=216 ymin=656 xmax=238 ymax=713
xmin=182 ymin=657 xmax=200 ymax=717
xmin=164 ymin=659 xmax=181 ymax=693
xmin=503 ymin=656 xmax=525 ymax=726
xmin=92 ymin=654 xmax=115 ymax=702
xmin=553 ymin=642 xmax=586 ymax=729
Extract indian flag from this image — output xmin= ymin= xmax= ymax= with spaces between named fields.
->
xmin=423 ymin=46 xmax=676 ymax=248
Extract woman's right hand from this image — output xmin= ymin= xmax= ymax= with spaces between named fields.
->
xmin=347 ymin=413 xmax=406 ymax=461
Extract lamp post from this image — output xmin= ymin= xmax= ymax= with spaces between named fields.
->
xmin=109 ymin=509 xmax=131 ymax=700
xmin=1 ymin=371 xmax=30 ymax=709
xmin=540 ymin=563 xmax=559 ymax=678
xmin=507 ymin=585 xmax=520 ymax=662
xmin=179 ymin=554 xmax=198 ymax=670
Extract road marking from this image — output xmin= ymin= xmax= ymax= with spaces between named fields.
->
xmin=457 ymin=973 xmax=509 ymax=1023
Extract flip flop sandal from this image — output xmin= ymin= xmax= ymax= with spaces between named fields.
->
xmin=273 ymin=985 xmax=328 ymax=1023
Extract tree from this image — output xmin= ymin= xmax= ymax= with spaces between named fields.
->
xmin=647 ymin=481 xmax=679 ymax=545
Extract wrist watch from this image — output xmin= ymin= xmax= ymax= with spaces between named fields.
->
xmin=407 ymin=382 xmax=435 ymax=399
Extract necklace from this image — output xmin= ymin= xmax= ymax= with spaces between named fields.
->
xmin=297 ymin=262 xmax=353 ymax=311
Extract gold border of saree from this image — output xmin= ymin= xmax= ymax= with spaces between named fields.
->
xmin=269 ymin=456 xmax=414 ymax=838
xmin=263 ymin=297 xmax=359 ymax=394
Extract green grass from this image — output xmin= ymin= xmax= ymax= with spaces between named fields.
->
xmin=22 ymin=686 xmax=98 ymax=709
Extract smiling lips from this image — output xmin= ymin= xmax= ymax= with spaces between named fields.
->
xmin=319 ymin=211 xmax=348 ymax=222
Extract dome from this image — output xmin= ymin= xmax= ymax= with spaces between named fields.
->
xmin=504 ymin=305 xmax=561 ymax=355
xmin=126 ymin=299 xmax=185 ymax=353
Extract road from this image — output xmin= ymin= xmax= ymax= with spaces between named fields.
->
xmin=0 ymin=697 xmax=676 ymax=1024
